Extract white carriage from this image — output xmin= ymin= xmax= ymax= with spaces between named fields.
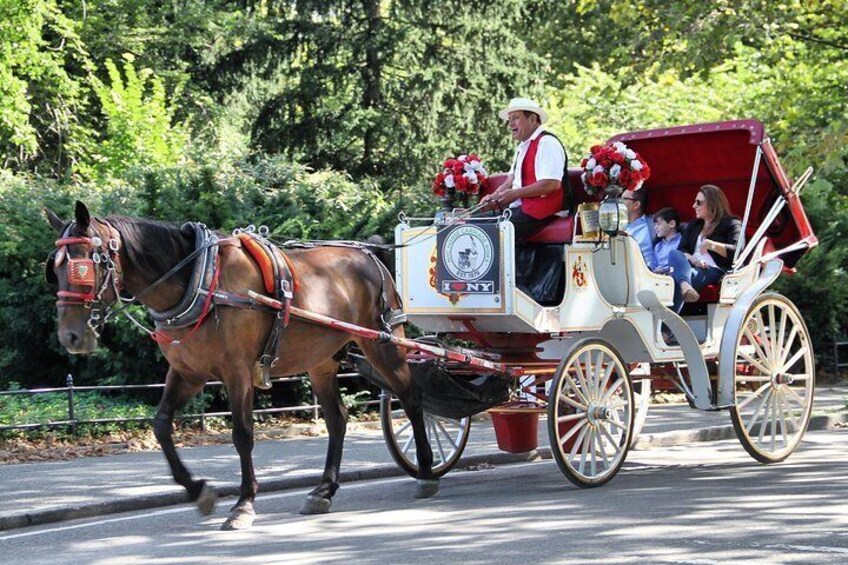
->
xmin=382 ymin=119 xmax=819 ymax=486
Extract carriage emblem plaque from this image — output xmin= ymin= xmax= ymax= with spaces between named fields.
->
xmin=436 ymin=223 xmax=500 ymax=294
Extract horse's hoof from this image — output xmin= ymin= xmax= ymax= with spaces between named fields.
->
xmin=195 ymin=482 xmax=217 ymax=516
xmin=413 ymin=479 xmax=439 ymax=499
xmin=299 ymin=495 xmax=332 ymax=515
xmin=221 ymin=508 xmax=256 ymax=530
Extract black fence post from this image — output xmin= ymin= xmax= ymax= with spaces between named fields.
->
xmin=66 ymin=373 xmax=77 ymax=436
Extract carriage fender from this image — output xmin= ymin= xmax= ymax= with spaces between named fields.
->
xmin=717 ymin=258 xmax=784 ymax=406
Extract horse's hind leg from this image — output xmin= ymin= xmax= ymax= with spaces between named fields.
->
xmin=300 ymin=358 xmax=347 ymax=515
xmin=357 ymin=337 xmax=439 ymax=499
xmin=221 ymin=371 xmax=259 ymax=530
xmin=153 ymin=369 xmax=216 ymax=515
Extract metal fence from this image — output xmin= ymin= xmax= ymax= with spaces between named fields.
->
xmin=0 ymin=371 xmax=380 ymax=434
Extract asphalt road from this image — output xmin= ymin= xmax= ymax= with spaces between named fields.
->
xmin=1 ymin=429 xmax=846 ymax=564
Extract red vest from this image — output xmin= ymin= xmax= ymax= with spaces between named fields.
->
xmin=519 ymin=134 xmax=564 ymax=219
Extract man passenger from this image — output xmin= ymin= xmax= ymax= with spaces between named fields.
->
xmin=622 ymin=187 xmax=657 ymax=270
xmin=480 ymin=97 xmax=567 ymax=240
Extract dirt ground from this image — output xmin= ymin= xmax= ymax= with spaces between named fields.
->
xmin=0 ymin=415 xmax=382 ymax=465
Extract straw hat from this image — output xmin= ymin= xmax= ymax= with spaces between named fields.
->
xmin=498 ymin=97 xmax=548 ymax=124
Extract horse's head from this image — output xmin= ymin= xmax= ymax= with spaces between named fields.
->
xmin=44 ymin=201 xmax=124 ymax=354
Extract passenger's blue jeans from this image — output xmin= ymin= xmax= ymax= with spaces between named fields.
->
xmin=667 ymin=250 xmax=725 ymax=311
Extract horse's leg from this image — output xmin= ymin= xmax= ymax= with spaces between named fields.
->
xmin=357 ymin=337 xmax=439 ymax=499
xmin=153 ymin=369 xmax=216 ymax=515
xmin=221 ymin=372 xmax=259 ymax=530
xmin=300 ymin=358 xmax=347 ymax=515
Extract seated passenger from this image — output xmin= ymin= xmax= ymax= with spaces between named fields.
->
xmin=480 ymin=97 xmax=567 ymax=240
xmin=622 ymin=187 xmax=658 ymax=270
xmin=667 ymin=184 xmax=742 ymax=311
xmin=652 ymin=207 xmax=682 ymax=274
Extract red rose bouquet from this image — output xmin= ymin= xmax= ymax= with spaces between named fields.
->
xmin=432 ymin=153 xmax=490 ymax=198
xmin=580 ymin=141 xmax=651 ymax=196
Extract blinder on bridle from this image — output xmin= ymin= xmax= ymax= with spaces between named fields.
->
xmin=50 ymin=221 xmax=123 ymax=337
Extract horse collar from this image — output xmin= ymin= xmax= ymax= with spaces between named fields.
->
xmin=147 ymin=223 xmax=220 ymax=328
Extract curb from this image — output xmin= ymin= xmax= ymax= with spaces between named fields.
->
xmin=1 ymin=411 xmax=844 ymax=533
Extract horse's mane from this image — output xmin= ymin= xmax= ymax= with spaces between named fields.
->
xmin=105 ymin=215 xmax=196 ymax=280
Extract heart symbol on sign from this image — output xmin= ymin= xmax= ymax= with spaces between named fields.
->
xmin=450 ymin=282 xmax=465 ymax=291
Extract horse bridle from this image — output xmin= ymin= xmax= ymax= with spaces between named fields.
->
xmin=52 ymin=220 xmax=123 ymax=337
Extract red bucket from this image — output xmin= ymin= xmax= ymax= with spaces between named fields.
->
xmin=489 ymin=409 xmax=540 ymax=453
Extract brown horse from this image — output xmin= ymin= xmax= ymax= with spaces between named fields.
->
xmin=44 ymin=201 xmax=437 ymax=530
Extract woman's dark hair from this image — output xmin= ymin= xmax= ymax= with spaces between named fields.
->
xmin=653 ymin=207 xmax=680 ymax=228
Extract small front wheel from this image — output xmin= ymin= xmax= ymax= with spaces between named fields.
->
xmin=548 ymin=340 xmax=634 ymax=487
xmin=380 ymin=392 xmax=471 ymax=478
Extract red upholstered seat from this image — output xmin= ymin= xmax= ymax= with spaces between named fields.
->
xmin=524 ymin=215 xmax=574 ymax=244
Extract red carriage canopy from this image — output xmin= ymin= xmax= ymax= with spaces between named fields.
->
xmin=606 ymin=119 xmax=817 ymax=269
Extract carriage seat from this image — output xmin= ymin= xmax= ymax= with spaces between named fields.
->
xmin=524 ymin=215 xmax=574 ymax=244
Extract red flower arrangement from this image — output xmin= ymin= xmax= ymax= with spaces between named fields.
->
xmin=432 ymin=153 xmax=490 ymax=198
xmin=580 ymin=141 xmax=651 ymax=196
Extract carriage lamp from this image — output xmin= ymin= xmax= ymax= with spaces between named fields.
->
xmin=598 ymin=197 xmax=628 ymax=237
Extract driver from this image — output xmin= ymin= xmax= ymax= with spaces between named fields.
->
xmin=480 ymin=97 xmax=567 ymax=240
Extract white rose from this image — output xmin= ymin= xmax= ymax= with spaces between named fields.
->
xmin=464 ymin=171 xmax=478 ymax=184
xmin=587 ymin=158 xmax=597 ymax=169
xmin=469 ymin=159 xmax=482 ymax=170
xmin=613 ymin=141 xmax=627 ymax=152
xmin=464 ymin=163 xmax=474 ymax=174
xmin=457 ymin=154 xmax=467 ymax=162
xmin=625 ymin=149 xmax=636 ymax=160
xmin=444 ymin=174 xmax=456 ymax=188
xmin=610 ymin=164 xmax=622 ymax=179
xmin=631 ymin=159 xmax=643 ymax=171
xmin=593 ymin=164 xmax=605 ymax=174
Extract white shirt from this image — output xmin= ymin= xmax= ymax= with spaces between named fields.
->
xmin=507 ymin=126 xmax=567 ymax=208
xmin=694 ymin=234 xmax=719 ymax=269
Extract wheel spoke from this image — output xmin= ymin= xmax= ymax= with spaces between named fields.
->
xmin=745 ymin=388 xmax=772 ymax=434
xmin=599 ymin=422 xmax=623 ymax=455
xmin=735 ymin=374 xmax=772 ymax=382
xmin=777 ymin=392 xmax=790 ymax=446
xmin=598 ymin=362 xmax=615 ymax=402
xmin=578 ymin=425 xmax=592 ymax=475
xmin=759 ymin=391 xmax=775 ymax=446
xmin=743 ymin=327 xmax=771 ymax=372
xmin=601 ymin=378 xmax=624 ymax=404
xmin=558 ymin=412 xmax=587 ymax=423
xmin=560 ymin=418 xmax=588 ymax=447
xmin=401 ymin=427 xmax=416 ymax=455
xmin=429 ymin=420 xmax=447 ymax=464
xmin=737 ymin=348 xmax=772 ymax=375
xmin=754 ymin=310 xmax=775 ymax=366
xmin=575 ymin=354 xmax=592 ymax=402
xmin=778 ymin=325 xmax=800 ymax=369
xmin=607 ymin=419 xmax=628 ymax=433
xmin=559 ymin=391 xmax=588 ymax=411
xmin=596 ymin=426 xmax=611 ymax=469
xmin=737 ymin=382 xmax=771 ymax=410
xmin=784 ymin=386 xmax=807 ymax=409
xmin=435 ymin=419 xmax=461 ymax=450
xmin=589 ymin=428 xmax=598 ymax=477
xmin=568 ymin=422 xmax=590 ymax=461
xmin=780 ymin=345 xmax=809 ymax=375
xmin=594 ymin=351 xmax=605 ymax=399
xmin=768 ymin=304 xmax=779 ymax=367
xmin=564 ymin=371 xmax=590 ymax=406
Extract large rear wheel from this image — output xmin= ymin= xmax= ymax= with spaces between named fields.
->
xmin=730 ymin=293 xmax=815 ymax=463
xmin=548 ymin=340 xmax=634 ymax=487
xmin=380 ymin=391 xmax=471 ymax=478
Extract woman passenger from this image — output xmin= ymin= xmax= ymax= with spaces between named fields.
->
xmin=667 ymin=184 xmax=742 ymax=311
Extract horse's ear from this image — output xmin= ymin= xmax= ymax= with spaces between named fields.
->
xmin=74 ymin=201 xmax=91 ymax=230
xmin=44 ymin=208 xmax=65 ymax=233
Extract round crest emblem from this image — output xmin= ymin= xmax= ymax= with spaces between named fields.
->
xmin=441 ymin=225 xmax=494 ymax=281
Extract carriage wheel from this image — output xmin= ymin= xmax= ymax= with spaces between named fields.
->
xmin=730 ymin=293 xmax=815 ymax=463
xmin=548 ymin=340 xmax=634 ymax=488
xmin=380 ymin=391 xmax=471 ymax=478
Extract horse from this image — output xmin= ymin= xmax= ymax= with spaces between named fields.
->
xmin=43 ymin=201 xmax=437 ymax=530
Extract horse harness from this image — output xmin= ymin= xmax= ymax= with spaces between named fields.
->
xmin=50 ymin=220 xmax=402 ymax=390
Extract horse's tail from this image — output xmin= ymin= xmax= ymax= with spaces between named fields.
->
xmin=363 ymin=235 xmax=395 ymax=280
